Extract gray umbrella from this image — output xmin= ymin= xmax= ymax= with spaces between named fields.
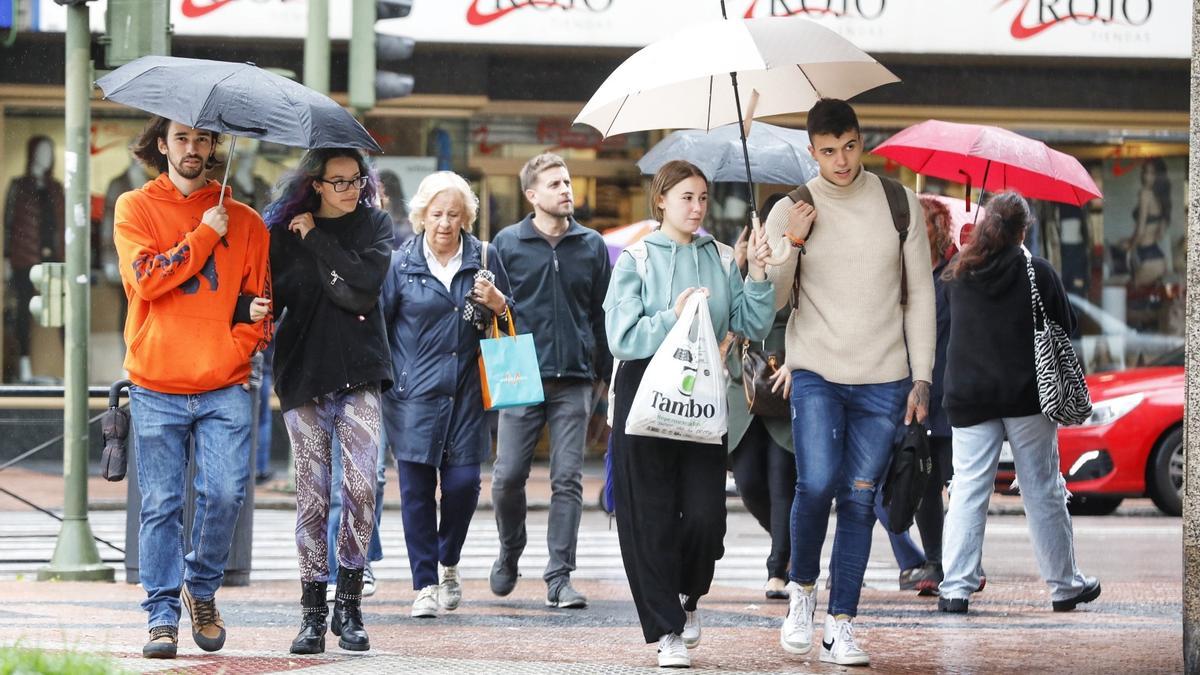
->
xmin=96 ymin=56 xmax=382 ymax=207
xmin=637 ymin=122 xmax=818 ymax=185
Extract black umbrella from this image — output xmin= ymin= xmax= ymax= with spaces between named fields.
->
xmin=95 ymin=56 xmax=382 ymax=205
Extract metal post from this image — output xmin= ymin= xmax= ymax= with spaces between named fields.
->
xmin=304 ymin=0 xmax=330 ymax=95
xmin=1183 ymin=0 xmax=1200 ymax=666
xmin=349 ymin=0 xmax=375 ymax=113
xmin=39 ymin=2 xmax=111 ymax=582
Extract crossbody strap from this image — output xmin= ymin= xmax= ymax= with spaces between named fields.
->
xmin=1024 ymin=251 xmax=1047 ymax=331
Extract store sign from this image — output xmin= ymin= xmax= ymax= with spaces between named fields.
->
xmin=35 ymin=0 xmax=1188 ymax=58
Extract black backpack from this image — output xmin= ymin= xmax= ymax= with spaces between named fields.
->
xmin=881 ymin=421 xmax=933 ymax=534
xmin=787 ymin=175 xmax=912 ymax=307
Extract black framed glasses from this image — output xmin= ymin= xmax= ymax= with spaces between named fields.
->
xmin=319 ymin=175 xmax=369 ymax=192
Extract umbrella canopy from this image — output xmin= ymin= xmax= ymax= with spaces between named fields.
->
xmin=574 ymin=17 xmax=897 ymax=138
xmin=637 ymin=122 xmax=818 ymax=185
xmin=95 ymin=56 xmax=382 ymax=152
xmin=872 ymin=120 xmax=1100 ymax=206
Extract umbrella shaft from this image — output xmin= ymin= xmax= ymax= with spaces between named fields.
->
xmin=728 ymin=71 xmax=759 ymax=219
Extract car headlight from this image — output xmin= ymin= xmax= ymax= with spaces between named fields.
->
xmin=1079 ymin=392 xmax=1145 ymax=427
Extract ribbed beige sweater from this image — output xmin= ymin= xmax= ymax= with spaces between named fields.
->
xmin=764 ymin=169 xmax=935 ymax=385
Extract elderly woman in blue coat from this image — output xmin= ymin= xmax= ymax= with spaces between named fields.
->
xmin=380 ymin=171 xmax=511 ymax=619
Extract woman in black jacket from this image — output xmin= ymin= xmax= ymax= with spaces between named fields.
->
xmin=937 ymin=192 xmax=1099 ymax=614
xmin=265 ymin=148 xmax=394 ymax=654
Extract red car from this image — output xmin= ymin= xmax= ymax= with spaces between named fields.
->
xmin=996 ymin=349 xmax=1183 ymax=516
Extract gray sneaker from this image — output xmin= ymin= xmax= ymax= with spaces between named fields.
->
xmin=546 ymin=580 xmax=588 ymax=609
xmin=489 ymin=557 xmax=519 ymax=597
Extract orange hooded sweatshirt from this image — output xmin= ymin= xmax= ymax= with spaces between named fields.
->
xmin=114 ymin=174 xmax=273 ymax=394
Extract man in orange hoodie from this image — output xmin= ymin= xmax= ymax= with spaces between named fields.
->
xmin=114 ymin=116 xmax=273 ymax=659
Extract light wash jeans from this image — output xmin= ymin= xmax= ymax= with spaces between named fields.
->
xmin=130 ymin=384 xmax=252 ymax=629
xmin=940 ymin=413 xmax=1089 ymax=601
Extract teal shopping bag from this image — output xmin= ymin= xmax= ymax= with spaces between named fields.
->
xmin=478 ymin=312 xmax=545 ymax=410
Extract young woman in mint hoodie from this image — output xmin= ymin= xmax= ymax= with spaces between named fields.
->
xmin=604 ymin=160 xmax=775 ymax=668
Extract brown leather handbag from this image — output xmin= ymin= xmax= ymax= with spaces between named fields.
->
xmin=741 ymin=340 xmax=790 ymax=418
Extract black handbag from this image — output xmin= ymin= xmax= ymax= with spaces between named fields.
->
xmin=741 ymin=340 xmax=790 ymax=418
xmin=100 ymin=380 xmax=132 ymax=482
xmin=881 ymin=421 xmax=932 ymax=534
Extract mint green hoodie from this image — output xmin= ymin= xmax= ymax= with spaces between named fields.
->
xmin=604 ymin=230 xmax=775 ymax=361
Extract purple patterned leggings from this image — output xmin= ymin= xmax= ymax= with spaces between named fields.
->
xmin=284 ymin=384 xmax=382 ymax=583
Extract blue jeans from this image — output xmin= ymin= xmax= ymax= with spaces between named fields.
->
xmin=327 ymin=438 xmax=387 ymax=579
xmin=254 ymin=361 xmax=273 ymax=476
xmin=130 ymin=384 xmax=252 ymax=629
xmin=788 ymin=370 xmax=908 ymax=617
xmin=940 ymin=414 xmax=1089 ymax=600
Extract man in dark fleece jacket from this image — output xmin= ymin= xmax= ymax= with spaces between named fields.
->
xmin=488 ymin=153 xmax=611 ymax=609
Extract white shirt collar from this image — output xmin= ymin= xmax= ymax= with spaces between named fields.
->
xmin=423 ymin=235 xmax=464 ymax=291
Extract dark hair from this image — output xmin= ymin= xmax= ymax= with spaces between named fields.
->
xmin=262 ymin=148 xmax=379 ymax=231
xmin=806 ymin=98 xmax=859 ymax=138
xmin=130 ymin=116 xmax=222 ymax=174
xmin=378 ymin=169 xmax=408 ymax=219
xmin=943 ymin=191 xmax=1030 ymax=280
xmin=919 ymin=195 xmax=956 ymax=263
xmin=1143 ymin=157 xmax=1171 ymax=227
xmin=649 ymin=160 xmax=707 ymax=222
xmin=25 ymin=135 xmax=54 ymax=178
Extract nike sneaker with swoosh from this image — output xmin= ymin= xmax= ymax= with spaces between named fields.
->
xmin=819 ymin=614 xmax=869 ymax=666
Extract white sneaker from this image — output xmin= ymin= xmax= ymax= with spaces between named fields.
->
xmin=780 ymin=581 xmax=816 ymax=654
xmin=438 ymin=565 xmax=462 ymax=610
xmin=680 ymin=594 xmax=701 ymax=648
xmin=411 ymin=584 xmax=439 ymax=618
xmin=362 ymin=565 xmax=377 ymax=597
xmin=819 ymin=614 xmax=869 ymax=666
xmin=656 ymin=632 xmax=691 ymax=668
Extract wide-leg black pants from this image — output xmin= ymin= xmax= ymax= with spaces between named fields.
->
xmin=611 ymin=358 xmax=727 ymax=644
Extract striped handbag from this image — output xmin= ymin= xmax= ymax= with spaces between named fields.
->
xmin=1025 ymin=254 xmax=1092 ymax=426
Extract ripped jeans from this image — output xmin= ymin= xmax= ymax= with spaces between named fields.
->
xmin=788 ymin=370 xmax=908 ymax=617
xmin=940 ymin=414 xmax=1089 ymax=601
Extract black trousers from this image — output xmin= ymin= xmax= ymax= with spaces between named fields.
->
xmin=730 ymin=417 xmax=795 ymax=580
xmin=913 ymin=435 xmax=953 ymax=565
xmin=612 ymin=358 xmax=727 ymax=644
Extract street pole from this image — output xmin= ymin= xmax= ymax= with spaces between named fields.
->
xmin=39 ymin=1 xmax=111 ymax=582
xmin=305 ymin=0 xmax=330 ymax=95
xmin=1186 ymin=0 xmax=1200 ymax=667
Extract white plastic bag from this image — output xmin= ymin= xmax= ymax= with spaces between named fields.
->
xmin=624 ymin=293 xmax=728 ymax=444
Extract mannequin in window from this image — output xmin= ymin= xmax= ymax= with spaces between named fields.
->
xmin=4 ymin=135 xmax=65 ymax=382
xmin=229 ymin=138 xmax=272 ymax=212
xmin=1130 ymin=158 xmax=1171 ymax=289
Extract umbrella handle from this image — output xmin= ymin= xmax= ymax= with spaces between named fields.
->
xmin=751 ymin=211 xmax=791 ymax=268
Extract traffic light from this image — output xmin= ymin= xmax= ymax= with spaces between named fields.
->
xmin=101 ymin=0 xmax=172 ymax=67
xmin=349 ymin=0 xmax=415 ymax=113
xmin=28 ymin=262 xmax=66 ymax=328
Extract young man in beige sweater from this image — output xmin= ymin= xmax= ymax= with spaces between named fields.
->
xmin=765 ymin=99 xmax=936 ymax=667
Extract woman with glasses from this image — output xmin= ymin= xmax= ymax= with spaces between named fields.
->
xmin=264 ymin=148 xmax=394 ymax=654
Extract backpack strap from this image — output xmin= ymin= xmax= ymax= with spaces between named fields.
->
xmin=711 ymin=239 xmax=735 ymax=279
xmin=878 ymin=175 xmax=912 ymax=306
xmin=786 ymin=185 xmax=814 ymax=309
xmin=625 ymin=240 xmax=649 ymax=282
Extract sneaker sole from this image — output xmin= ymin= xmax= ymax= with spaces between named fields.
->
xmin=142 ymin=645 xmax=177 ymax=659
xmin=411 ymin=608 xmax=438 ymax=619
xmin=545 ymin=599 xmax=588 ymax=609
xmin=682 ymin=635 xmax=701 ymax=649
xmin=439 ymin=600 xmax=461 ymax=611
xmin=779 ymin=632 xmax=813 ymax=655
xmin=820 ymin=648 xmax=869 ymax=666
xmin=657 ymin=656 xmax=691 ymax=668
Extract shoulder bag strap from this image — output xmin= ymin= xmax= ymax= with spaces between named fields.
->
xmin=786 ymin=185 xmax=814 ymax=309
xmin=878 ymin=176 xmax=911 ymax=306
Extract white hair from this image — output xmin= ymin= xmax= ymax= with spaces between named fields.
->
xmin=408 ymin=171 xmax=479 ymax=234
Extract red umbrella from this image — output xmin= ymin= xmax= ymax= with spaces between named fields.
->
xmin=872 ymin=120 xmax=1101 ymax=207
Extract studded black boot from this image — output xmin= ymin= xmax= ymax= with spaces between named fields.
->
xmin=290 ymin=581 xmax=328 ymax=654
xmin=330 ymin=567 xmax=370 ymax=651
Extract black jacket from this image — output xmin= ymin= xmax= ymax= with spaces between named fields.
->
xmin=491 ymin=215 xmax=612 ymax=382
xmin=943 ymin=246 xmax=1076 ymax=428
xmin=270 ymin=204 xmax=394 ymax=412
xmin=927 ymin=258 xmax=952 ymax=438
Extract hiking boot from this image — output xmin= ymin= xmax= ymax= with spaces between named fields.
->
xmin=680 ymin=595 xmax=701 ymax=649
xmin=1052 ymin=578 xmax=1101 ymax=612
xmin=412 ymin=584 xmax=439 ymax=618
xmin=330 ymin=567 xmax=370 ymax=651
xmin=142 ymin=625 xmax=177 ymax=659
xmin=546 ymin=580 xmax=588 ymax=609
xmin=180 ymin=584 xmax=226 ymax=652
xmin=764 ymin=577 xmax=788 ymax=600
xmin=938 ymin=596 xmax=969 ymax=613
xmin=290 ymin=581 xmax=328 ymax=655
xmin=362 ymin=565 xmax=378 ymax=598
xmin=780 ymin=581 xmax=816 ymax=655
xmin=819 ymin=614 xmax=869 ymax=666
xmin=656 ymin=632 xmax=690 ymax=668
xmin=489 ymin=556 xmax=519 ymax=597
xmin=438 ymin=565 xmax=462 ymax=611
